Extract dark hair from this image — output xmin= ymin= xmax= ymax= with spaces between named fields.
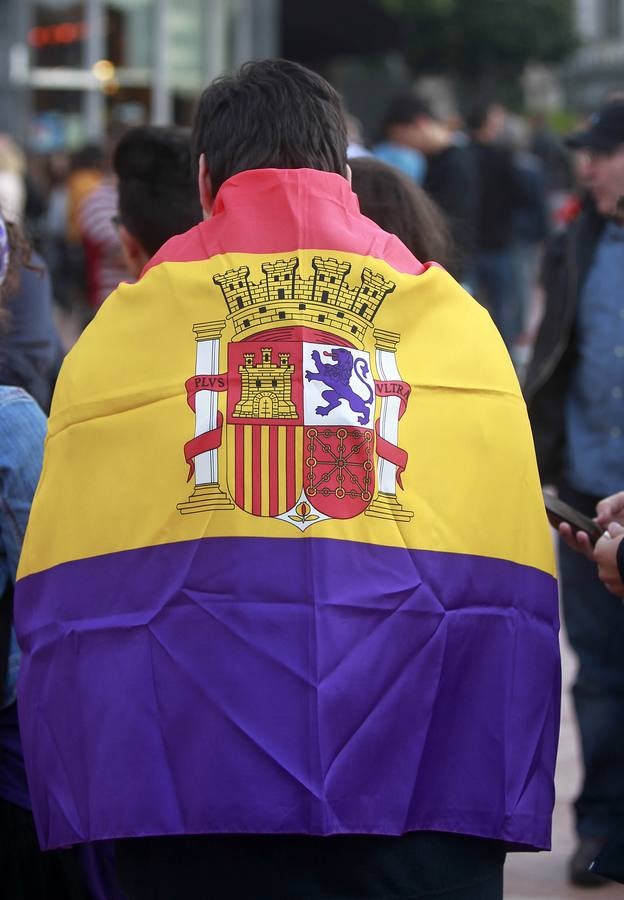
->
xmin=380 ymin=92 xmax=432 ymax=137
xmin=192 ymin=59 xmax=348 ymax=196
xmin=0 ymin=221 xmax=41 ymax=330
xmin=464 ymin=100 xmax=493 ymax=134
xmin=70 ymin=143 xmax=105 ymax=172
xmin=113 ymin=126 xmax=202 ymax=257
xmin=350 ymin=157 xmax=454 ymax=269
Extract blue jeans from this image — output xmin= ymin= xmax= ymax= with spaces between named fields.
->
xmin=471 ymin=249 xmax=518 ymax=348
xmin=559 ymin=483 xmax=624 ymax=839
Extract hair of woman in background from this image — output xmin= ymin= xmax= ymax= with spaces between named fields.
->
xmin=349 ymin=155 xmax=455 ymax=272
xmin=0 ymin=216 xmax=64 ymax=412
xmin=0 ymin=217 xmax=36 ymax=304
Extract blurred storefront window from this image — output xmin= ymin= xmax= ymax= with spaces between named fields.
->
xmin=3 ymin=0 xmax=278 ymax=149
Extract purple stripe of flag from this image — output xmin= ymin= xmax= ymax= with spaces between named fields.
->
xmin=15 ymin=537 xmax=560 ymax=851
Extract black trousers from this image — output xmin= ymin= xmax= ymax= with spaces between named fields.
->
xmin=116 ymin=831 xmax=506 ymax=900
xmin=0 ymin=798 xmax=88 ymax=900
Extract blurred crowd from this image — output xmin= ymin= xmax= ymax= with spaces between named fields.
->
xmin=0 ymin=95 xmax=577 ymax=368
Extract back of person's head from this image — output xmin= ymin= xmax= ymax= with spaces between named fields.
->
xmin=113 ymin=125 xmax=202 ymax=259
xmin=465 ymin=100 xmax=503 ymax=140
xmin=349 ymin=156 xmax=454 ymax=270
xmin=192 ymin=59 xmax=348 ymax=197
xmin=380 ymin=92 xmax=433 ymax=138
xmin=71 ymin=143 xmax=105 ymax=172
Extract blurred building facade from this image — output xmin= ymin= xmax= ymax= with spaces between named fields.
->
xmin=0 ymin=0 xmax=279 ymax=150
xmin=565 ymin=0 xmax=624 ymax=108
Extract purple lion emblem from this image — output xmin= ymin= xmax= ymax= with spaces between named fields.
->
xmin=305 ymin=348 xmax=373 ymax=425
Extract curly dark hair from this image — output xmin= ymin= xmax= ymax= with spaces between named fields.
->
xmin=350 ymin=156 xmax=455 ymax=270
xmin=2 ymin=221 xmax=33 ymax=298
xmin=0 ymin=221 xmax=43 ymax=335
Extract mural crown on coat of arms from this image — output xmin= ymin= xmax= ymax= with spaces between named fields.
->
xmin=213 ymin=255 xmax=396 ymax=345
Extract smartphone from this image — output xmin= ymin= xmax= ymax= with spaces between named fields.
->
xmin=543 ymin=492 xmax=603 ymax=545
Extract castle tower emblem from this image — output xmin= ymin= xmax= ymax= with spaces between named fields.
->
xmin=233 ymin=347 xmax=297 ymax=419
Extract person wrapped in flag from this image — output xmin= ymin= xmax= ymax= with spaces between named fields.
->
xmin=15 ymin=61 xmax=560 ymax=899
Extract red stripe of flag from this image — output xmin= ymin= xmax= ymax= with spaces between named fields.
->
xmin=269 ymin=426 xmax=279 ymax=518
xmin=235 ymin=425 xmax=244 ymax=510
xmin=286 ymin=428 xmax=296 ymax=511
xmin=252 ymin=427 xmax=262 ymax=516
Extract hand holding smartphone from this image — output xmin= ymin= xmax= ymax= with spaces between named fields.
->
xmin=543 ymin=492 xmax=603 ymax=546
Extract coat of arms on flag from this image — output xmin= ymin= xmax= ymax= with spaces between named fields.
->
xmin=177 ymin=255 xmax=414 ymax=527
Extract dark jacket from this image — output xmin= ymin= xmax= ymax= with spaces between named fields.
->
xmin=512 ymin=154 xmax=549 ymax=245
xmin=523 ymin=201 xmax=605 ymax=485
xmin=0 ymin=255 xmax=64 ymax=413
xmin=470 ymin=142 xmax=530 ymax=252
xmin=424 ymin=144 xmax=477 ymax=277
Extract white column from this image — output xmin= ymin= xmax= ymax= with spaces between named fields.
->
xmin=194 ymin=325 xmax=221 ymax=485
xmin=366 ymin=329 xmax=413 ymax=522
xmin=177 ymin=321 xmax=234 ymax=514
xmin=376 ymin=346 xmax=401 ymax=494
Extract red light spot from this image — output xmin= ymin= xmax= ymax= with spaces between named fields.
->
xmin=28 ymin=27 xmax=49 ymax=48
xmin=29 ymin=21 xmax=85 ymax=47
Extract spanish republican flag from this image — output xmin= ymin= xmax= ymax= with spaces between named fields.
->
xmin=16 ymin=169 xmax=560 ymax=851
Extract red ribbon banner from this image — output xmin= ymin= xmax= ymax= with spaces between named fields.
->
xmin=185 ymin=374 xmax=228 ymax=413
xmin=184 ymin=411 xmax=224 ymax=482
xmin=374 ymin=380 xmax=411 ymax=489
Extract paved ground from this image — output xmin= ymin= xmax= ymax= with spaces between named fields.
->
xmin=504 ymin=591 xmax=624 ymax=898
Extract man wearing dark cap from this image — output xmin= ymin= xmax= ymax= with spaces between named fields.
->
xmin=525 ymin=100 xmax=624 ymax=887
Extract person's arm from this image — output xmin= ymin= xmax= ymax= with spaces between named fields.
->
xmin=0 ymin=389 xmax=46 ymax=581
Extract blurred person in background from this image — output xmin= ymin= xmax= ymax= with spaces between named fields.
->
xmin=112 ymin=125 xmax=202 ymax=279
xmin=65 ymin=144 xmax=105 ymax=246
xmin=556 ymin=484 xmax=624 ymax=886
xmin=529 ymin=112 xmax=574 ymax=216
xmin=466 ymin=101 xmax=530 ymax=349
xmin=350 ymin=155 xmax=454 ymax=271
xmin=23 ymin=154 xmax=49 ymax=249
xmin=0 ymin=216 xmax=63 ymax=413
xmin=524 ymin=99 xmax=624 ymax=888
xmin=0 ymin=215 xmax=87 ymax=899
xmin=61 ymin=145 xmax=106 ymax=316
xmin=39 ymin=152 xmax=73 ymax=312
xmin=505 ymin=117 xmax=550 ymax=369
xmin=373 ymin=93 xmax=427 ymax=184
xmin=345 ymin=113 xmax=372 ymax=160
xmin=375 ymin=93 xmax=475 ymax=282
xmin=78 ymin=137 xmax=128 ymax=311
